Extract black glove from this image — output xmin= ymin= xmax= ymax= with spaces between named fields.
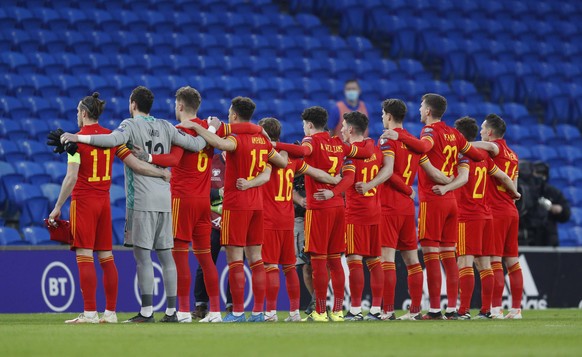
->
xmin=47 ymin=128 xmax=66 ymax=154
xmin=64 ymin=142 xmax=78 ymax=155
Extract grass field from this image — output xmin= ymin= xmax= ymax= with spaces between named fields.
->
xmin=1 ymin=309 xmax=581 ymax=356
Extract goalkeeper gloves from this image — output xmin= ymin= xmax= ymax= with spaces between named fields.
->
xmin=46 ymin=128 xmax=78 ymax=155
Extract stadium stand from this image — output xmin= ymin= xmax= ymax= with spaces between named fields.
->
xmin=0 ymin=0 xmax=580 ymax=245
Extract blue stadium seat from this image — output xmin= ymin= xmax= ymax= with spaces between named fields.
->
xmin=13 ymin=161 xmax=52 ymax=186
xmin=0 ymin=139 xmax=27 ymax=163
xmin=570 ymin=208 xmax=582 ymax=226
xmin=0 ymin=227 xmax=28 ymax=246
xmin=26 ymin=97 xmax=60 ymax=120
xmin=398 ymin=59 xmax=432 ymax=81
xmin=1 ymin=97 xmax=31 ymax=119
xmin=40 ymin=183 xmax=61 ymax=208
xmin=11 ymin=183 xmax=49 ymax=227
xmin=558 ymin=226 xmax=577 ymax=247
xmin=112 ymin=162 xmax=125 ymax=186
xmin=295 ymin=13 xmax=329 ymax=37
xmin=563 ymin=187 xmax=582 ymax=207
xmin=529 ymin=145 xmax=561 ymax=166
xmin=18 ymin=140 xmax=56 ymax=163
xmin=50 ymin=119 xmax=78 ymax=134
xmin=57 ymin=74 xmax=88 ymax=98
xmin=277 ymin=58 xmax=303 ymax=79
xmin=64 ymin=31 xmax=93 ymax=54
xmin=0 ymin=119 xmax=27 ymax=140
xmin=55 ymin=97 xmax=78 ymax=119
xmin=557 ymin=145 xmax=582 ymax=166
xmin=450 ymin=80 xmax=482 ymax=103
xmin=326 ymin=35 xmax=353 ymax=60
xmin=87 ymin=54 xmax=118 ymax=77
xmin=502 ymin=102 xmax=532 ymax=123
xmin=0 ymin=161 xmax=23 ymax=208
xmin=511 ymin=145 xmax=532 ymax=161
xmin=29 ymin=74 xmax=60 ymax=98
xmin=555 ymin=124 xmax=581 ymax=143
xmin=558 ymin=166 xmax=582 ymax=186
xmin=11 ymin=30 xmax=42 ymax=53
xmin=270 ymin=77 xmax=300 ymax=100
xmin=23 ymin=226 xmax=57 ymax=245
xmin=43 ymin=161 xmax=67 ymax=184
xmin=110 ymin=184 xmax=126 ymax=208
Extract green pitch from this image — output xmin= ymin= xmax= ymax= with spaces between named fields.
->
xmin=1 ymin=309 xmax=581 ymax=356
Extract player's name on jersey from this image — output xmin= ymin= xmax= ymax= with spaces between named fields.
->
xmin=443 ymin=133 xmax=457 ymax=142
xmin=364 ymin=153 xmax=378 ymax=163
xmin=320 ymin=143 xmax=343 ymax=153
xmin=252 ymin=137 xmax=267 ymax=144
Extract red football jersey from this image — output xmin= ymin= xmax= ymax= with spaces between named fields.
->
xmin=170 ymin=118 xmax=219 ymax=198
xmin=379 ymin=128 xmax=420 ymax=215
xmin=487 ymin=139 xmax=519 ymax=216
xmin=263 ymin=157 xmax=308 ymax=230
xmin=302 ymin=132 xmax=354 ymax=209
xmin=71 ymin=123 xmax=130 ymax=199
xmin=222 ymin=133 xmax=275 ymax=210
xmin=455 ymin=155 xmax=498 ymax=221
xmin=344 ymin=139 xmax=383 ymax=224
xmin=418 ymin=121 xmax=471 ymax=201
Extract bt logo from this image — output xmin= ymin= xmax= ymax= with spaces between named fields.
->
xmin=41 ymin=262 xmax=75 ymax=312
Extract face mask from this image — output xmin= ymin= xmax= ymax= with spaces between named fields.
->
xmin=345 ymin=90 xmax=359 ymax=102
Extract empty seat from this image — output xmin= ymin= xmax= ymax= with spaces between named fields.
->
xmin=11 ymin=183 xmax=50 ymax=227
xmin=23 ymin=226 xmax=57 ymax=245
xmin=43 ymin=161 xmax=67 ymax=183
xmin=0 ymin=227 xmax=27 ymax=246
xmin=0 ymin=139 xmax=27 ymax=163
xmin=0 ymin=119 xmax=27 ymax=140
xmin=17 ymin=140 xmax=56 ymax=163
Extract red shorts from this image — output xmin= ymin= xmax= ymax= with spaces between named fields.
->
xmin=345 ymin=223 xmax=381 ymax=257
xmin=221 ymin=209 xmax=264 ymax=247
xmin=418 ymin=199 xmax=458 ymax=248
xmin=381 ymin=214 xmax=417 ymax=251
xmin=492 ymin=215 xmax=519 ymax=257
xmin=262 ymin=229 xmax=295 ymax=265
xmin=70 ymin=196 xmax=112 ymax=251
xmin=304 ymin=206 xmax=345 ymax=255
xmin=457 ymin=219 xmax=493 ymax=256
xmin=172 ymin=197 xmax=211 ymax=250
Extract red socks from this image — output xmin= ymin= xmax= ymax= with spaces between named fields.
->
xmin=491 ymin=261 xmax=504 ymax=307
xmin=311 ymin=254 xmax=328 ymax=314
xmin=327 ymin=254 xmax=345 ymax=312
xmin=382 ymin=261 xmax=396 ymax=312
xmin=76 ymin=255 xmax=97 ymax=311
xmin=283 ymin=265 xmax=300 ymax=312
xmin=479 ymin=268 xmax=494 ymax=313
xmin=458 ymin=266 xmax=475 ymax=315
xmin=423 ymin=252 xmax=441 ymax=309
xmin=172 ymin=245 xmax=191 ymax=312
xmin=347 ymin=260 xmax=364 ymax=308
xmin=440 ymin=251 xmax=458 ymax=310
xmin=407 ymin=263 xmax=423 ymax=314
xmin=228 ymin=260 xmax=245 ymax=313
xmin=265 ymin=266 xmax=280 ymax=311
xmin=508 ymin=262 xmax=523 ymax=309
xmin=98 ymin=256 xmax=118 ymax=312
xmin=367 ymin=258 xmax=383 ymax=308
xmin=194 ymin=250 xmax=220 ymax=312
xmin=250 ymin=260 xmax=266 ymax=313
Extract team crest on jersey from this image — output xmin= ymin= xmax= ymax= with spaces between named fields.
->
xmin=116 ymin=123 xmax=127 ymax=132
xmin=423 ymin=128 xmax=433 ymax=133
xmin=176 ymin=129 xmax=186 ymax=136
xmin=379 ymin=138 xmax=387 ymax=145
xmin=212 ymin=168 xmax=221 ymax=176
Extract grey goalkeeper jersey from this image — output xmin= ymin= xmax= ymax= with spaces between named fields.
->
xmin=88 ymin=115 xmax=206 ymax=212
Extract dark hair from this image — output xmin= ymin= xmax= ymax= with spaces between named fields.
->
xmin=343 ymin=111 xmax=368 ymax=135
xmin=533 ymin=160 xmax=550 ymax=180
xmin=231 ymin=96 xmax=255 ymax=121
xmin=80 ymin=92 xmax=106 ymax=120
xmin=422 ymin=93 xmax=447 ymax=118
xmin=130 ymin=86 xmax=154 ymax=114
xmin=382 ymin=98 xmax=407 ymax=123
xmin=344 ymin=79 xmax=360 ymax=88
xmin=175 ymin=86 xmax=201 ymax=113
xmin=301 ymin=106 xmax=327 ymax=130
xmin=454 ymin=116 xmax=479 ymax=142
xmin=258 ymin=117 xmax=281 ymax=142
xmin=484 ymin=113 xmax=506 ymax=138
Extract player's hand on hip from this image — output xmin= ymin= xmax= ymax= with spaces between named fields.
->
xmin=380 ymin=129 xmax=398 ymax=141
xmin=236 ymin=178 xmax=251 ymax=191
xmin=48 ymin=208 xmax=60 ymax=227
xmin=314 ymin=189 xmax=334 ymax=201
xmin=60 ymin=133 xmax=78 ymax=144
xmin=431 ymin=185 xmax=448 ymax=195
xmin=131 ymin=145 xmax=149 ymax=162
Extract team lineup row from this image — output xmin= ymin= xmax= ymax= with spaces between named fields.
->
xmin=47 ymin=85 xmax=523 ymax=323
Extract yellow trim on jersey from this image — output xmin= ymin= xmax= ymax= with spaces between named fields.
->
xmin=348 ymin=145 xmax=358 ymax=158
xmin=419 ymin=155 xmax=429 ymax=166
xmin=67 ymin=153 xmax=80 ymax=164
xmin=70 ymin=200 xmax=77 ymax=240
xmin=221 ymin=210 xmax=230 ymax=246
xmin=342 ymin=164 xmax=356 ymax=173
xmin=418 ymin=202 xmax=427 ymax=239
xmin=458 ymin=163 xmax=470 ymax=170
xmin=296 ymin=162 xmax=308 ymax=175
xmin=346 ymin=224 xmax=354 ymax=254
xmin=302 ymin=142 xmax=313 ymax=155
xmin=172 ymin=198 xmax=180 ymax=238
xmin=458 ymin=222 xmax=466 ymax=256
xmin=226 ymin=136 xmax=237 ymax=149
xmin=304 ymin=210 xmax=312 ymax=252
xmin=488 ymin=165 xmax=499 ymax=175
xmin=422 ymin=136 xmax=434 ymax=145
xmin=223 ymin=123 xmax=232 ymax=136
xmin=268 ymin=149 xmax=276 ymax=159
xmin=460 ymin=142 xmax=471 ymax=154
xmin=116 ymin=144 xmax=131 ymax=158
xmin=382 ymin=149 xmax=395 ymax=157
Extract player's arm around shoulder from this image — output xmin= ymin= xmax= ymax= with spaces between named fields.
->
xmin=470 ymin=141 xmax=500 ymax=157
xmin=419 ymin=155 xmax=453 ymax=185
xmin=179 ymin=118 xmax=234 ymax=152
xmin=491 ymin=165 xmax=521 ymax=200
